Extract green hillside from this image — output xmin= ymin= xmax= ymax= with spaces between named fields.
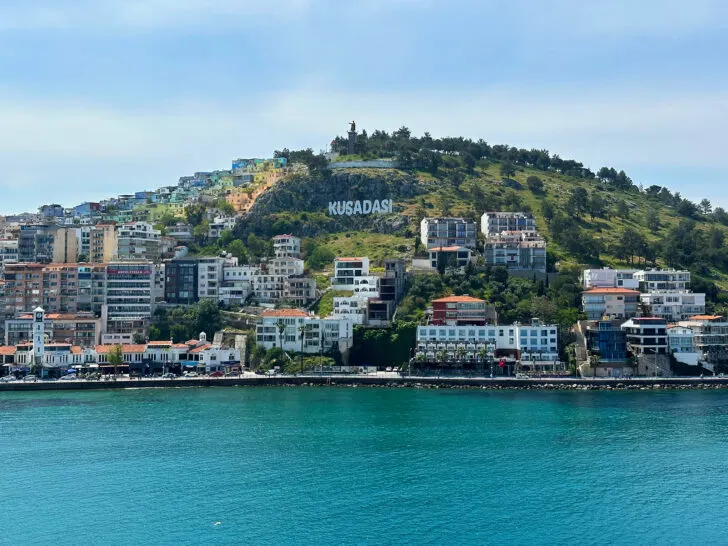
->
xmin=230 ymin=130 xmax=728 ymax=316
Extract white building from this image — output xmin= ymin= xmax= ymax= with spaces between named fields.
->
xmin=415 ymin=320 xmax=559 ymax=370
xmin=639 ymin=291 xmax=706 ymax=322
xmin=273 ymin=234 xmax=301 ymax=258
xmin=667 ymin=326 xmax=700 ymax=366
xmin=332 ymin=295 xmax=370 ymax=325
xmin=255 ymin=309 xmax=353 ymax=355
xmin=481 ymin=212 xmax=536 ymax=238
xmin=116 ymin=222 xmax=161 ymax=261
xmin=633 ymin=269 xmax=691 ymax=291
xmin=582 ymin=268 xmax=639 ymax=290
xmin=104 ymin=261 xmax=155 ymax=337
xmin=269 ymin=257 xmax=305 ymax=277
xmin=420 ymin=217 xmax=477 ymax=250
xmin=198 ymin=256 xmax=236 ymax=300
xmin=483 ymin=231 xmax=546 ymax=273
xmin=331 ymin=257 xmax=370 ymax=289
xmin=208 ymin=216 xmax=237 ymax=239
xmin=0 ymin=239 xmax=18 ymax=267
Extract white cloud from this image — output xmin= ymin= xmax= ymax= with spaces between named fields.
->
xmin=1 ymin=84 xmax=727 ymax=212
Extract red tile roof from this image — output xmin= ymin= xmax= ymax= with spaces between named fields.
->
xmin=0 ymin=346 xmax=17 ymax=356
xmin=147 ymin=340 xmax=173 ymax=346
xmin=432 ymin=295 xmax=485 ymax=304
xmin=171 ymin=344 xmax=189 ymax=349
xmin=95 ymin=344 xmax=147 ymax=354
xmin=429 ymin=246 xmax=469 ymax=252
xmin=188 ymin=344 xmax=212 ymax=354
xmin=260 ymin=309 xmax=310 ymax=318
xmin=70 ymin=346 xmax=83 ymax=354
xmin=688 ymin=315 xmax=724 ymax=321
xmin=335 ymin=257 xmax=365 ymax=262
xmin=583 ymin=288 xmax=640 ymax=295
xmin=273 ymin=234 xmax=294 ymax=239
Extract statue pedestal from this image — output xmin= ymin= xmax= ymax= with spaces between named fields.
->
xmin=347 ymin=131 xmax=357 ymax=155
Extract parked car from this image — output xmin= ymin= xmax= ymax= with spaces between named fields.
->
xmin=515 ymin=373 xmax=529 ymax=379
xmin=22 ymin=375 xmax=38 ymax=382
xmin=162 ymin=372 xmax=176 ymax=379
xmin=59 ymin=375 xmax=78 ymax=381
xmin=185 ymin=372 xmax=199 ymax=378
xmin=0 ymin=376 xmax=17 ymax=383
xmin=210 ymin=371 xmax=224 ymax=377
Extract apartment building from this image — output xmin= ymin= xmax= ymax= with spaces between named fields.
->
xmin=633 ymin=269 xmax=691 ymax=291
xmin=667 ymin=326 xmax=700 ymax=366
xmin=582 ymin=268 xmax=639 ymax=290
xmin=104 ymin=261 xmax=155 ymax=338
xmin=432 ymin=295 xmax=489 ymax=326
xmin=5 ymin=312 xmax=102 ymax=347
xmin=427 ymin=246 xmax=473 ymax=270
xmin=164 ymin=259 xmax=199 ymax=304
xmin=18 ymin=225 xmax=78 ymax=263
xmin=116 ymin=222 xmax=161 ymax=261
xmin=255 ymin=309 xmax=353 ymax=355
xmin=420 ymin=217 xmax=477 ymax=250
xmin=415 ymin=319 xmax=559 ymax=369
xmin=483 ymin=231 xmax=546 ymax=273
xmin=0 ymin=239 xmax=18 ymax=268
xmin=677 ymin=315 xmax=728 ymax=364
xmin=480 ymin=212 xmax=536 ymax=238
xmin=582 ymin=288 xmax=640 ymax=321
xmin=331 ymin=257 xmax=370 ymax=288
xmin=621 ymin=317 xmax=668 ymax=356
xmin=639 ymin=291 xmax=706 ymax=322
xmin=89 ymin=224 xmax=117 ymax=263
xmin=273 ymin=234 xmax=301 ymax=258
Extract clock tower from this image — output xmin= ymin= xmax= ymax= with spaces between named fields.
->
xmin=32 ymin=307 xmax=45 ymax=371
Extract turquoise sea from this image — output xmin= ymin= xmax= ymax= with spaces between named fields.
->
xmin=2 ymin=387 xmax=728 ymax=545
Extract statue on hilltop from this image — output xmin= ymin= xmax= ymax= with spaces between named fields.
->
xmin=349 ymin=120 xmax=356 ymax=133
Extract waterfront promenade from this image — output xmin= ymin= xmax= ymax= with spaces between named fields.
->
xmin=3 ymin=374 xmax=728 ymax=391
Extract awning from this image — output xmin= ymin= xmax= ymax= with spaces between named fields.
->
xmin=66 ymin=369 xmax=77 ymax=373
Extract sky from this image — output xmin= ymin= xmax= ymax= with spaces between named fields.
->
xmin=1 ymin=0 xmax=728 ymax=213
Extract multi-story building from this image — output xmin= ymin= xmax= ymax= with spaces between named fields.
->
xmin=167 ymin=223 xmax=194 ymax=243
xmin=582 ymin=268 xmax=639 ymax=290
xmin=18 ymin=225 xmax=78 ymax=263
xmin=420 ymin=217 xmax=477 ymax=250
xmin=677 ymin=315 xmax=728 ymax=364
xmin=332 ymin=296 xmax=370 ymax=325
xmin=219 ymin=264 xmax=259 ymax=307
xmin=255 ymin=309 xmax=353 ymax=356
xmin=0 ymin=239 xmax=18 ymax=268
xmin=379 ymin=259 xmax=406 ymax=305
xmin=483 ymin=231 xmax=546 ymax=273
xmin=480 ymin=212 xmax=536 ymax=238
xmin=164 ymin=259 xmax=199 ymax=304
xmin=208 ymin=216 xmax=237 ymax=240
xmin=89 ymin=224 xmax=117 ymax=263
xmin=633 ymin=269 xmax=691 ymax=291
xmin=621 ymin=317 xmax=668 ymax=356
xmin=667 ymin=326 xmax=700 ymax=366
xmin=415 ymin=319 xmax=559 ymax=369
xmin=104 ymin=261 xmax=155 ymax=338
xmin=39 ymin=204 xmax=65 ymax=218
xmin=269 ymin=257 xmax=305 ymax=277
xmin=432 ymin=295 xmax=489 ymax=326
xmin=197 ymin=256 xmax=230 ymax=301
xmin=427 ymin=246 xmax=473 ymax=270
xmin=639 ymin=291 xmax=706 ymax=322
xmin=584 ymin=319 xmax=628 ymax=364
xmin=116 ymin=222 xmax=161 ymax=261
xmin=5 ymin=312 xmax=102 ymax=347
xmin=331 ymin=257 xmax=370 ymax=288
xmin=273 ymin=234 xmax=301 ymax=258
xmin=582 ymin=288 xmax=640 ymax=321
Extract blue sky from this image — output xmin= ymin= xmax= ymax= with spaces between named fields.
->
xmin=1 ymin=0 xmax=728 ymax=213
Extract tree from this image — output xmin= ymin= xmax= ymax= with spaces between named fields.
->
xmin=530 ymin=296 xmax=558 ymax=324
xmin=277 ymin=320 xmax=286 ymax=353
xmin=646 ymin=208 xmax=661 ymax=231
xmin=226 ymin=240 xmax=248 ymax=263
xmin=500 ymin=161 xmax=516 ymax=180
xmin=526 ymin=176 xmax=544 ymax=193
xmin=567 ymin=187 xmax=589 ymax=218
xmin=108 ymin=344 xmax=124 ymax=378
xmin=615 ymin=199 xmax=629 ymax=218
xmin=306 ymin=246 xmax=335 ymax=270
xmin=461 ymin=152 xmax=476 ymax=173
xmin=700 ymin=198 xmax=713 ymax=215
xmin=587 ymin=193 xmax=607 ymax=220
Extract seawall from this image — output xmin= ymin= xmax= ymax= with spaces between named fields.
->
xmin=3 ymin=376 xmax=728 ymax=392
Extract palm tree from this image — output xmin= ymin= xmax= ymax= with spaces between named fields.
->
xmin=455 ymin=347 xmax=467 ymax=367
xmin=277 ymin=320 xmax=286 ymax=352
xmin=298 ymin=324 xmax=309 ymax=374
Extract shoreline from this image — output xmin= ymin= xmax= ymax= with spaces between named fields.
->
xmin=3 ymin=376 xmax=728 ymax=392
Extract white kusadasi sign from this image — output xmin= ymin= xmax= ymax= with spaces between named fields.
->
xmin=328 ymin=199 xmax=393 ymax=216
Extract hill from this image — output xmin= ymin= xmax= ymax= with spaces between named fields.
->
xmin=228 ymin=128 xmax=728 ymax=323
